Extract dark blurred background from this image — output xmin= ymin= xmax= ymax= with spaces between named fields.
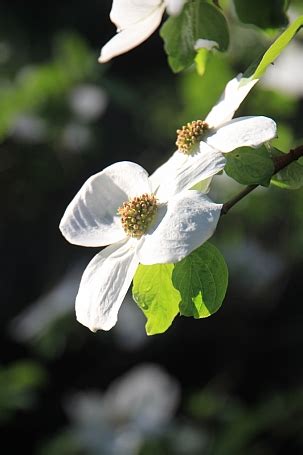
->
xmin=1 ymin=1 xmax=303 ymax=454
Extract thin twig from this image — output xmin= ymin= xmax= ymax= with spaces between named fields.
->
xmin=221 ymin=145 xmax=303 ymax=216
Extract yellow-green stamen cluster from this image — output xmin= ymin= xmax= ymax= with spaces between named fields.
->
xmin=176 ymin=120 xmax=208 ymax=154
xmin=118 ymin=193 xmax=158 ymax=238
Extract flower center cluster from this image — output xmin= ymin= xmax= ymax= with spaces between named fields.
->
xmin=176 ymin=120 xmax=209 ymax=154
xmin=118 ymin=193 xmax=158 ymax=239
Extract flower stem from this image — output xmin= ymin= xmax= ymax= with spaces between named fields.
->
xmin=221 ymin=145 xmax=303 ymax=216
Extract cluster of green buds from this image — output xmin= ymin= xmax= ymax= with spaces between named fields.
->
xmin=176 ymin=120 xmax=209 ymax=154
xmin=118 ymin=193 xmax=158 ymax=238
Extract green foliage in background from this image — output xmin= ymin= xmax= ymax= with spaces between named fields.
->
xmin=0 ymin=33 xmax=95 ymax=141
xmin=0 ymin=361 xmax=46 ymax=423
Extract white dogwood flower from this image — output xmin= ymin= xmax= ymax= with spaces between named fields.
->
xmin=99 ymin=0 xmax=186 ymax=63
xmin=60 ymin=148 xmax=225 ymax=332
xmin=151 ymin=74 xmax=277 ymax=190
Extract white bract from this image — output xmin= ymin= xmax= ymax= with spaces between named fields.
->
xmin=99 ymin=0 xmax=186 ymax=63
xmin=67 ymin=364 xmax=180 ymax=455
xmin=152 ymin=74 xmax=277 ymax=189
xmin=60 ymin=149 xmax=226 ymax=332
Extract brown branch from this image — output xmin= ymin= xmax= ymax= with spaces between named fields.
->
xmin=221 ymin=145 xmax=303 ymax=216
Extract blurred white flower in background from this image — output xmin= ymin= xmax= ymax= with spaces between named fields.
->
xmin=61 ymin=122 xmax=93 ymax=153
xmin=10 ymin=114 xmax=48 ymax=144
xmin=66 ymin=364 xmax=180 ymax=455
xmin=69 ymin=84 xmax=108 ymax=122
xmin=11 ymin=262 xmax=148 ymax=351
xmin=11 ymin=263 xmax=84 ymax=342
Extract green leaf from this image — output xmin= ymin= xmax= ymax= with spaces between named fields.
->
xmin=246 ymin=16 xmax=303 ymax=79
xmin=160 ymin=0 xmax=229 ymax=73
xmin=225 ymin=146 xmax=275 ymax=186
xmin=172 ymin=243 xmax=228 ymax=319
xmin=233 ymin=0 xmax=288 ymax=29
xmin=271 ymin=148 xmax=303 ymax=189
xmin=132 ymin=263 xmax=181 ymax=335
